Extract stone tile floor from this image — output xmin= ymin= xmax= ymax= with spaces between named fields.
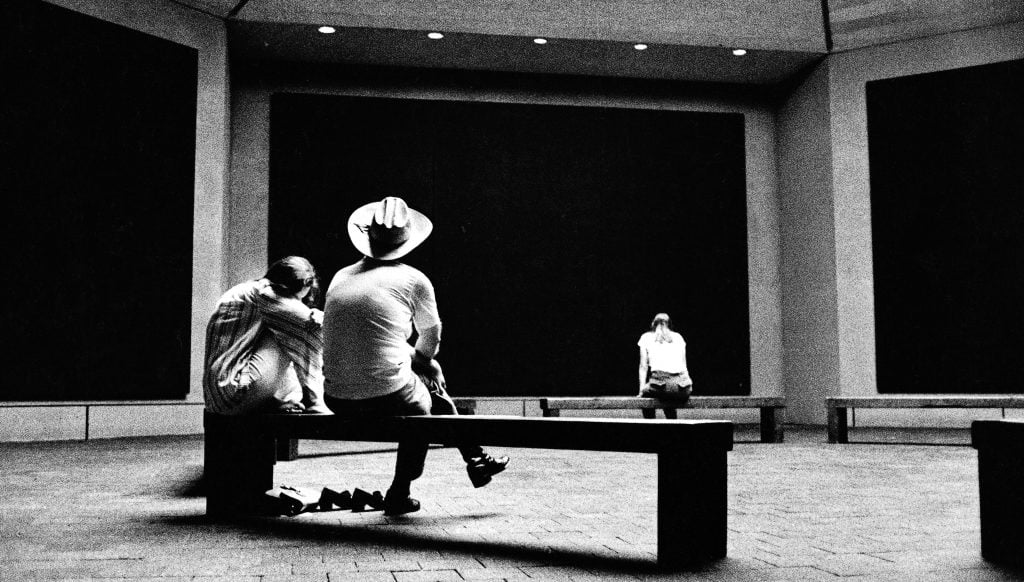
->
xmin=1 ymin=425 xmax=1022 ymax=581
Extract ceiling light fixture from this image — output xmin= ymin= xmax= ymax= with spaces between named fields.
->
xmin=533 ymin=38 xmax=548 ymax=45
xmin=318 ymin=26 xmax=336 ymax=34
xmin=427 ymin=32 xmax=444 ymax=40
xmin=732 ymin=48 xmax=747 ymax=56
xmin=634 ymin=43 xmax=648 ymax=51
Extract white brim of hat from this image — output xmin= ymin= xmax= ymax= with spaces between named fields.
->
xmin=347 ymin=201 xmax=434 ymax=260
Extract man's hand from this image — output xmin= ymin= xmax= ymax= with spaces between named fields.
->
xmin=412 ymin=351 xmax=446 ymax=386
xmin=411 ymin=349 xmax=435 ymax=375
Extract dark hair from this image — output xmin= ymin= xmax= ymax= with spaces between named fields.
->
xmin=264 ymin=256 xmax=319 ymax=307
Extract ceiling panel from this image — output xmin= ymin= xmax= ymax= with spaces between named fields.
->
xmin=830 ymin=0 xmax=1024 ymax=51
xmin=228 ymin=22 xmax=823 ymax=84
xmin=234 ymin=0 xmax=828 ymax=53
xmin=221 ymin=0 xmax=1022 ymax=83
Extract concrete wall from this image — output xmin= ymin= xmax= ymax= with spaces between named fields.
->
xmin=228 ymin=69 xmax=785 ymax=424
xmin=778 ymin=21 xmax=1024 ymax=425
xmin=0 ymin=0 xmax=228 ymax=441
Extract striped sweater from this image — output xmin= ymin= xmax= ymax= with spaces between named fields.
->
xmin=203 ymin=279 xmax=324 ymax=414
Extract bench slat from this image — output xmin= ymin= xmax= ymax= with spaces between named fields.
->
xmin=541 ymin=396 xmax=785 ymax=410
xmin=972 ymin=419 xmax=1024 ymax=451
xmin=278 ymin=398 xmax=478 ymax=461
xmin=826 ymin=396 xmax=1024 ymax=443
xmin=256 ymin=414 xmax=733 ymax=454
xmin=828 ymin=396 xmax=1024 ymax=408
xmin=539 ymin=396 xmax=786 ymax=443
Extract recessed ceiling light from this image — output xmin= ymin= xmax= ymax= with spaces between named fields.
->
xmin=634 ymin=43 xmax=648 ymax=51
xmin=318 ymin=26 xmax=336 ymax=34
xmin=427 ymin=32 xmax=444 ymax=40
xmin=533 ymin=38 xmax=548 ymax=45
xmin=732 ymin=48 xmax=747 ymax=56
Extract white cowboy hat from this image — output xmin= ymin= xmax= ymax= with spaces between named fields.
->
xmin=347 ymin=197 xmax=433 ymax=260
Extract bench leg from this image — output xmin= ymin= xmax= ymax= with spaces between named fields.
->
xmin=204 ymin=416 xmax=276 ymax=517
xmin=276 ymin=438 xmax=299 ymax=461
xmin=658 ymin=449 xmax=727 ymax=568
xmin=978 ymin=447 xmax=1024 ymax=567
xmin=760 ymin=407 xmax=783 ymax=443
xmin=827 ymin=407 xmax=848 ymax=444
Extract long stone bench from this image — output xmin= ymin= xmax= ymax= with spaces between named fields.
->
xmin=971 ymin=419 xmax=1024 ymax=568
xmin=540 ymin=396 xmax=786 ymax=443
xmin=204 ymin=411 xmax=733 ymax=568
xmin=826 ymin=396 xmax=1024 ymax=443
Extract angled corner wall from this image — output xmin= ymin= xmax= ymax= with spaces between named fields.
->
xmin=778 ymin=21 xmax=1024 ymax=426
xmin=777 ymin=61 xmax=840 ymax=425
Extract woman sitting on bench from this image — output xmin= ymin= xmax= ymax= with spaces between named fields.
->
xmin=203 ymin=256 xmax=332 ymax=415
xmin=637 ymin=312 xmax=693 ymax=419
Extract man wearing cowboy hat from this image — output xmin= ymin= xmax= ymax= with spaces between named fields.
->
xmin=322 ymin=197 xmax=509 ymax=516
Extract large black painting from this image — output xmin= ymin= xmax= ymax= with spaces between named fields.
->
xmin=868 ymin=59 xmax=1024 ymax=394
xmin=0 ymin=0 xmax=197 ymax=400
xmin=270 ymin=93 xmax=749 ymax=397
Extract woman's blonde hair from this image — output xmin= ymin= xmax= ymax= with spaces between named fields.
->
xmin=649 ymin=312 xmax=674 ymax=343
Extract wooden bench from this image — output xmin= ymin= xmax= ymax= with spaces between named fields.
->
xmin=276 ymin=397 xmax=478 ymax=461
xmin=204 ymin=412 xmax=733 ymax=568
xmin=826 ymin=396 xmax=1024 ymax=443
xmin=971 ymin=419 xmax=1024 ymax=567
xmin=540 ymin=396 xmax=786 ymax=443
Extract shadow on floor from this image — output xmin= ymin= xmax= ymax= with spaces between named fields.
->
xmin=840 ymin=427 xmax=973 ymax=446
xmin=164 ymin=464 xmax=205 ymax=497
xmin=156 ymin=512 xmax=713 ymax=575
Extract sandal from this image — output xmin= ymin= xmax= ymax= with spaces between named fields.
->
xmin=318 ymin=487 xmax=352 ymax=511
xmin=351 ymin=488 xmax=385 ymax=512
xmin=264 ymin=485 xmax=319 ymax=516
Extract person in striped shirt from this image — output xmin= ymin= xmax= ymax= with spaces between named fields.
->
xmin=203 ymin=256 xmax=331 ymax=415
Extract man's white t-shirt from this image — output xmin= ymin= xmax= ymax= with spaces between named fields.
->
xmin=323 ymin=259 xmax=441 ymax=400
xmin=638 ymin=331 xmax=691 ymax=382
